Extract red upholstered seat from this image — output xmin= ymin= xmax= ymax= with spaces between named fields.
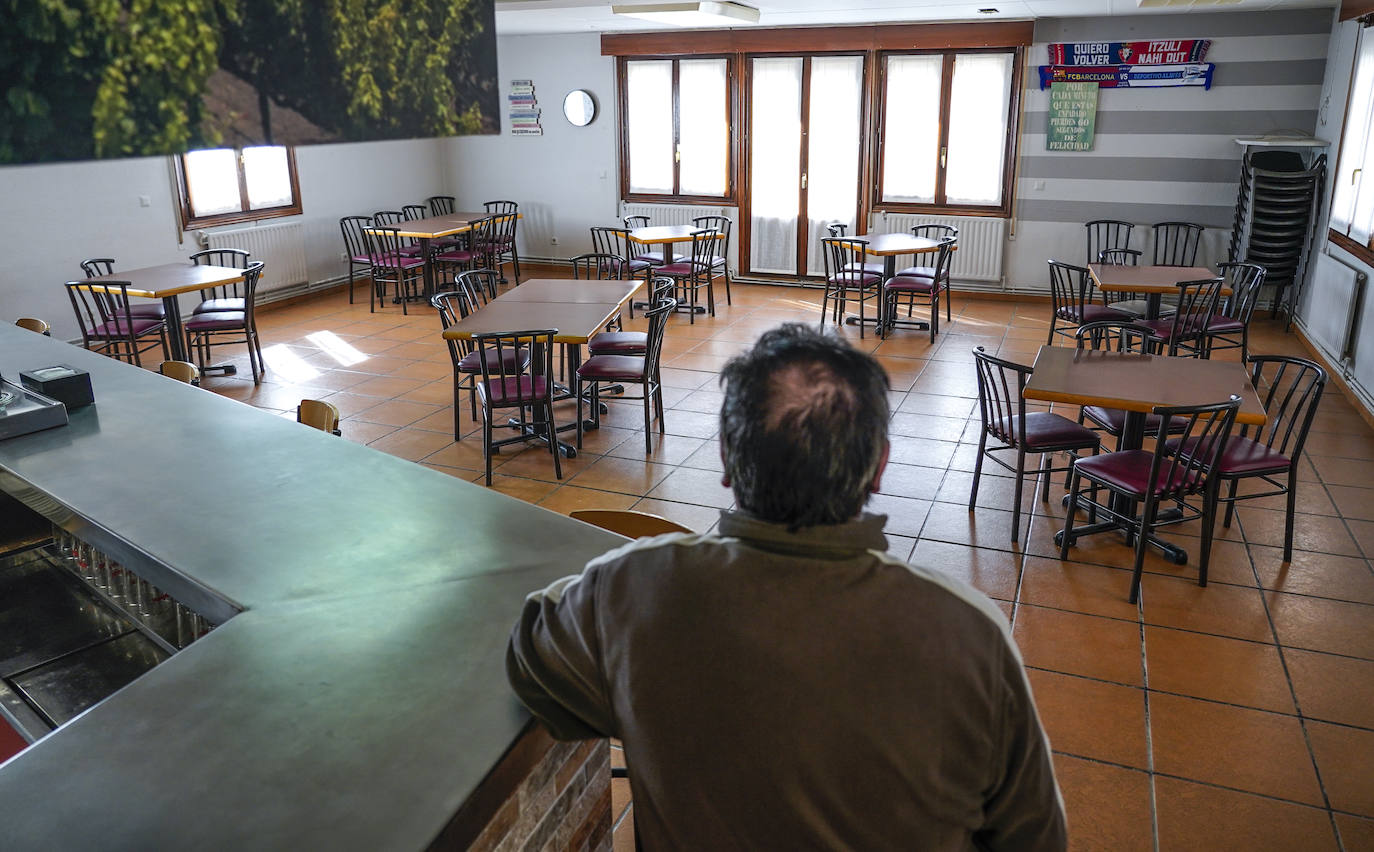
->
xmin=372 ymin=252 xmax=425 ymax=270
xmin=1168 ymin=434 xmax=1291 ymax=476
xmin=657 ymin=261 xmax=708 ymax=276
xmin=996 ymin=412 xmax=1099 ymax=452
xmin=477 ymin=375 xmax=550 ymax=407
xmin=183 ymin=311 xmax=246 ymax=332
xmin=827 ymin=271 xmax=881 ymax=287
xmin=1206 ymin=315 xmax=1245 ymax=333
xmin=885 ymin=275 xmax=937 ymax=293
xmin=1072 ymin=450 xmax=1192 ymax=497
xmin=635 ymin=251 xmax=670 ymax=264
xmin=588 ymin=331 xmax=647 ymax=355
xmin=1056 ymin=304 xmax=1132 ymax=323
xmin=895 ymin=264 xmax=937 ymax=278
xmin=457 ymin=346 xmax=530 ymax=374
xmin=434 ymin=249 xmax=474 ymax=264
xmin=576 ymin=354 xmax=647 ymax=381
xmin=1134 ymin=316 xmax=1207 ymax=339
xmin=843 ymin=261 xmax=885 ymax=275
xmin=90 ymin=317 xmax=164 ymax=338
xmin=1082 ymin=406 xmax=1186 ymax=436
xmin=397 ymin=244 xmax=425 ymax=257
xmin=194 ymin=297 xmax=244 ymax=315
xmin=128 ymin=303 xmax=165 ymax=320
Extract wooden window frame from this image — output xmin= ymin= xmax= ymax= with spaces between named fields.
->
xmin=1330 ymin=17 xmax=1374 ymax=264
xmin=871 ymin=47 xmax=1023 ymax=219
xmin=173 ymin=146 xmax=303 ymax=230
xmin=618 ymin=55 xmax=737 ymax=205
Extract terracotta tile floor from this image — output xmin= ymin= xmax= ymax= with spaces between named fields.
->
xmin=197 ymin=270 xmax=1374 ymax=851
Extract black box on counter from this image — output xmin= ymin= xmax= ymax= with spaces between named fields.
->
xmin=19 ymin=366 xmax=94 ymax=409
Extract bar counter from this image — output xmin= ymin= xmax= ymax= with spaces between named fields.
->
xmin=0 ymin=324 xmax=620 ymax=849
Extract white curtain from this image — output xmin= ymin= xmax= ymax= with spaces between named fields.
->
xmin=627 ymin=60 xmax=674 ymax=194
xmin=679 ymin=59 xmax=729 ymax=196
xmin=945 ymin=53 xmax=1014 ymax=206
xmin=1333 ymin=28 xmax=1374 ymax=243
xmin=880 ymin=55 xmax=943 ymax=204
xmin=750 ymin=57 xmax=803 ymax=274
xmin=805 ymin=56 xmax=865 ymax=276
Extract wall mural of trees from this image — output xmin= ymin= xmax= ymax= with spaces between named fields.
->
xmin=0 ymin=0 xmax=499 ymax=164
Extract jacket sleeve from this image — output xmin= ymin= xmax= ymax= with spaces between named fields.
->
xmin=506 ymin=566 xmax=617 ymax=741
xmin=974 ymin=646 xmax=1068 ymax=851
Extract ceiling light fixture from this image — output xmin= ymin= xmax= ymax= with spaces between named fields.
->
xmin=611 ymin=1 xmax=761 ymax=27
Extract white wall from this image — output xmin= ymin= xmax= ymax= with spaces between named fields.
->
xmin=442 ymin=33 xmax=620 ymax=262
xmin=0 ymin=137 xmax=449 ymax=339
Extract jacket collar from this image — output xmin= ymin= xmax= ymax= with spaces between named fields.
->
xmin=716 ymin=509 xmax=889 ymax=558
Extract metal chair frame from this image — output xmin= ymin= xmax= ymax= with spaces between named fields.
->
xmin=184 ymin=261 xmax=266 ymax=384
xmin=1151 ymin=221 xmax=1205 ymax=267
xmin=340 ymin=216 xmax=374 ymax=305
xmin=484 ymin=201 xmax=521 ymax=284
xmin=692 ymin=215 xmax=734 ymax=305
xmin=578 ymin=297 xmax=677 ymax=454
xmin=1136 ymin=278 xmax=1225 ymax=358
xmin=883 ymin=237 xmax=954 ymax=342
xmin=1205 ymin=262 xmax=1267 ymax=361
xmin=362 ymin=226 xmax=426 ymax=314
xmin=1047 ymin=260 xmax=1125 ymax=344
xmin=65 ymin=280 xmax=170 ymax=367
xmin=472 ymin=328 xmax=562 ymax=485
xmin=820 ymin=237 xmax=881 ymax=339
xmin=658 ymin=227 xmax=717 ymax=324
xmin=908 ymin=223 xmax=959 ymax=322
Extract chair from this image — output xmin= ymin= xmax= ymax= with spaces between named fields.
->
xmin=65 ymin=280 xmax=170 ymax=367
xmin=591 ymin=227 xmax=655 ymax=318
xmin=189 ymin=255 xmax=257 ymax=317
xmin=1085 ymin=220 xmax=1134 ymax=269
xmin=297 ymin=399 xmax=342 ymax=436
xmin=577 ymin=297 xmax=676 ymax=453
xmin=1151 ymin=222 xmax=1204 ymax=267
xmin=457 ymin=267 xmax=500 ymax=305
xmin=484 ymin=201 xmax=521 ymax=284
xmin=159 ymin=361 xmax=200 ymax=385
xmin=374 ymin=210 xmax=424 ymax=257
xmin=883 ymin=237 xmax=954 ymax=342
xmin=402 ymin=204 xmax=429 ymax=221
xmin=1132 ymin=277 xmax=1225 ymax=358
xmin=362 ymin=225 xmax=426 ymax=314
xmin=81 ymin=258 xmax=166 ymax=321
xmin=183 ymin=261 xmax=266 ymax=384
xmin=428 ymin=195 xmax=457 ymax=216
xmin=820 ymin=237 xmax=881 ymax=339
xmin=1094 ymin=247 xmax=1159 ymax=319
xmin=570 ymin=509 xmax=691 ymax=537
xmin=624 ymin=215 xmax=669 ymax=265
xmin=340 ymin=216 xmax=374 ymax=305
xmin=435 ymin=215 xmax=497 ymax=283
xmin=15 ymin=317 xmax=51 ymax=335
xmin=826 ymin=223 xmax=884 ymax=276
xmin=693 ymin=215 xmax=734 ymax=305
xmin=970 ymin=347 xmax=1101 ymax=543
xmin=571 ymin=253 xmax=628 ymax=281
xmin=433 ymin=275 xmax=531 ymax=436
xmin=657 ymin=227 xmax=717 ymax=323
xmin=472 ymin=329 xmax=562 ymax=485
xmin=588 ymin=277 xmax=674 ymax=356
xmin=1203 ymin=262 xmax=1266 ymax=361
xmin=190 ymin=248 xmax=252 ymax=270
xmin=1062 ymin=396 xmax=1241 ymax=603
xmin=1172 ymin=356 xmax=1326 ymax=562
xmin=895 ymin=224 xmax=959 ymax=322
xmin=1047 ymin=260 xmax=1131 ymax=344
xmin=1073 ymin=322 xmax=1185 ymax=442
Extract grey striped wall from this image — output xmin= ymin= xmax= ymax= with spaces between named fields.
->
xmin=1005 ymin=8 xmax=1332 ymax=289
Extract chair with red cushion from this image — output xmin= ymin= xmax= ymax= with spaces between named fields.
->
xmin=362 ymin=225 xmax=426 ymax=314
xmin=184 ymin=261 xmax=266 ymax=384
xmin=657 ymin=226 xmax=717 ymax=324
xmin=434 ymin=215 xmax=497 ymax=284
xmin=588 ymin=277 xmax=674 ymax=357
xmin=484 ymin=200 xmax=521 ymax=284
xmin=1131 ymin=277 xmax=1224 ymax=358
xmin=884 ymin=237 xmax=954 ymax=342
xmin=472 ymin=328 xmax=562 ymax=485
xmin=339 ymin=216 xmax=374 ymax=305
xmin=1203 ymin=262 xmax=1266 ymax=361
xmin=591 ymin=226 xmax=655 ymax=318
xmin=1073 ymin=321 xmax=1186 ymax=443
xmin=433 ymin=276 xmax=531 ymax=437
xmin=66 ymin=280 xmax=169 ymax=367
xmin=373 ymin=210 xmax=425 ymax=258
xmin=623 ymin=215 xmax=670 ymax=265
xmin=1094 ymin=247 xmax=1163 ymax=319
xmin=1170 ymin=356 xmax=1326 ymax=562
xmin=81 ymin=258 xmax=166 ymax=321
xmin=1062 ymin=395 xmax=1240 ymax=603
xmin=826 ymin=223 xmax=884 ymax=277
xmin=1047 ymin=260 xmax=1132 ymax=344
xmin=971 ymin=347 xmax=1101 ymax=543
xmin=894 ymin=223 xmax=958 ymax=322
xmin=571 ymin=253 xmax=628 ymax=281
xmin=820 ymin=236 xmax=882 ymax=338
xmin=189 ymin=248 xmax=254 ymax=316
xmin=577 ymin=296 xmax=676 ymax=454
xmin=693 ymin=215 xmax=734 ymax=306
xmin=427 ymin=195 xmax=456 ymax=216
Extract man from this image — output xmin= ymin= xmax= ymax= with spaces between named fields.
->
xmin=507 ymin=323 xmax=1066 ymax=850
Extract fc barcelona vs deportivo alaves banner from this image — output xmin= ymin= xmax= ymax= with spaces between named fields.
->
xmin=1047 ymin=40 xmax=1211 ymax=66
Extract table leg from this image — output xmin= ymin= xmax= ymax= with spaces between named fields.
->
xmin=1145 ymin=293 xmax=1162 ymax=321
xmin=163 ymin=296 xmax=188 ymax=362
xmin=420 ymin=237 xmax=435 ymax=300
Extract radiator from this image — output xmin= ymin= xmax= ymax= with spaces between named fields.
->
xmin=874 ymin=212 xmax=1007 ymax=285
xmin=620 ymin=203 xmax=729 ymax=227
xmin=202 ymin=221 xmax=308 ymax=295
xmin=1308 ymin=252 xmax=1368 ymax=364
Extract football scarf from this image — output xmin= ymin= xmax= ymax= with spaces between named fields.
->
xmin=1048 ymin=40 xmax=1211 ymax=66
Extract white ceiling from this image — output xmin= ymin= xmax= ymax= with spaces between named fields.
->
xmin=495 ymin=0 xmax=1333 ymax=36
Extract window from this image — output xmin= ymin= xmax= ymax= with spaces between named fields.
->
xmin=876 ymin=50 xmax=1018 ymax=214
xmin=1332 ymin=24 xmax=1374 ymax=251
xmin=621 ymin=57 xmax=732 ymax=201
xmin=174 ymin=145 xmax=302 ymax=229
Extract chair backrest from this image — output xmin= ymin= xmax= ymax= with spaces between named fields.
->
xmin=1086 ymin=220 xmax=1133 ymax=268
xmin=340 ymin=216 xmax=372 ymax=261
xmin=821 ymin=236 xmax=868 ymax=282
xmin=826 ymin=222 xmax=848 ymax=238
xmin=1150 ymin=396 xmax=1241 ymax=498
xmin=642 ymin=296 xmax=679 ymax=381
xmin=1216 ymin=262 xmax=1267 ymax=322
xmin=15 ymin=317 xmax=51 ymax=335
xmin=65 ymin=280 xmax=138 ymax=358
xmin=432 ymin=284 xmax=483 ymax=362
xmin=362 ymin=226 xmax=408 ymax=273
xmin=591 ymin=226 xmax=633 ymax=262
xmin=297 ymin=399 xmax=342 ymax=435
xmin=1074 ymin=321 xmax=1150 ymax=353
xmin=456 ymin=268 xmax=500 ymax=304
xmin=972 ymin=346 xmax=1031 ymax=448
xmin=159 ymin=360 xmax=200 ymax=385
xmin=649 ymin=276 xmax=675 ymax=304
xmin=1047 ymin=260 xmax=1093 ymax=317
xmin=466 ymin=215 xmax=500 ymax=262
xmin=911 ymin=223 xmax=959 ymax=243
xmin=402 ymin=204 xmax=429 ymax=221
xmin=570 ymin=509 xmax=692 ymax=537
xmin=240 ymin=261 xmax=265 ymax=319
xmin=571 ymin=253 xmax=628 ymax=280
xmin=693 ymin=215 xmax=732 ymax=259
xmin=190 ymin=248 xmax=251 ymax=269
xmin=686 ymin=227 xmax=718 ymax=270
xmin=427 ymin=195 xmax=456 ymax=216
xmin=471 ymin=329 xmax=557 ymax=410
xmin=1097 ymin=248 xmax=1140 ymax=266
xmin=926 ymin=238 xmax=956 ymax=289
xmin=1244 ymin=355 xmax=1327 ymax=457
xmin=1151 ymin=222 xmax=1204 ymax=266
xmin=1163 ymin=277 xmax=1225 ymax=356
xmin=80 ymin=258 xmax=116 ymax=278
xmin=485 ymin=200 xmax=518 ymax=217
xmin=373 ymin=210 xmax=406 ymax=227
xmin=197 ymin=258 xmax=261 ymax=304
xmin=623 ymin=215 xmax=651 ymax=230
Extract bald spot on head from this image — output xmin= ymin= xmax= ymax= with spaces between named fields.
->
xmin=760 ymin=361 xmax=860 ymax=433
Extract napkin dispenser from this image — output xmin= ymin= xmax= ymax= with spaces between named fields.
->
xmin=19 ymin=365 xmax=94 ymax=409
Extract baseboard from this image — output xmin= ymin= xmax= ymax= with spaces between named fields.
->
xmin=1290 ymin=319 xmax=1374 ymax=433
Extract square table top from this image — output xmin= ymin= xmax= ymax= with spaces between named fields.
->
xmin=840 ymin=233 xmax=948 ymax=256
xmin=82 ymin=263 xmax=246 ymax=299
xmin=627 ymin=225 xmax=721 ymax=245
xmin=441 ymin=279 xmax=641 ymax=345
xmin=1023 ymin=346 xmax=1267 ymax=426
xmin=1088 ymin=263 xmax=1219 ymax=295
xmin=369 ymin=212 xmax=517 ymax=240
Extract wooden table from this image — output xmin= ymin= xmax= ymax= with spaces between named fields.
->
xmin=82 ymin=264 xmax=245 ymax=368
xmin=1088 ymin=263 xmax=1220 ymax=320
xmin=1024 ymin=345 xmax=1266 ymax=563
xmin=442 ymin=278 xmax=642 ymax=453
xmin=368 ymin=212 xmax=518 ymax=298
xmin=838 ymin=233 xmax=948 ymax=331
xmin=627 ymin=226 xmax=720 ymax=314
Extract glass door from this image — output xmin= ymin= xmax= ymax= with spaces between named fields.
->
xmin=745 ymin=54 xmax=865 ymax=280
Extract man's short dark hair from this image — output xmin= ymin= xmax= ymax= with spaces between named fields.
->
xmin=719 ymin=324 xmax=890 ymax=529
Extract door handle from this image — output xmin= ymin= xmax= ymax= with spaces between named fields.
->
xmin=940 ymin=147 xmax=947 ymax=169
xmin=801 ymin=173 xmax=808 ymax=190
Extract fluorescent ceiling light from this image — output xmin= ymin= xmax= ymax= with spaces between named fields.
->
xmin=611 ymin=1 xmax=760 ymax=26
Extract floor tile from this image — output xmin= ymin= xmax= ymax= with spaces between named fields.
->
xmin=1265 ymin=592 xmax=1374 ymax=659
xmin=1235 ymin=507 xmax=1363 ymax=557
xmin=864 ymin=493 xmax=931 ymax=538
xmin=365 ymin=427 xmax=455 ymax=462
xmin=910 ymin=540 xmax=1021 ymax=602
xmin=1154 ymin=777 xmax=1338 ymax=852
xmin=1144 ymin=626 xmax=1294 ymax=714
xmin=1334 ymin=813 xmax=1374 ymax=850
xmin=1250 ymin=547 xmax=1374 ymax=604
xmin=629 ymin=498 xmax=722 ymax=534
xmin=538 ymin=486 xmax=639 ymax=516
xmin=1018 ymin=558 xmax=1141 ymax=622
xmin=1139 ymin=575 xmax=1275 ymax=643
xmin=644 ymin=467 xmax=735 ymax=509
xmin=925 ymin=502 xmax=1027 ymax=551
xmin=1054 ymin=756 xmax=1153 ymax=852
xmin=1027 ymin=670 xmax=1148 ymax=768
xmin=1013 ymin=606 xmax=1143 ymax=686
xmin=1307 ymin=721 xmax=1374 ymax=818
xmin=1284 ymin=648 xmax=1374 ymax=729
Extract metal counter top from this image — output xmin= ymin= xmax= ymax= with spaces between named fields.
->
xmin=0 ymin=325 xmax=621 ymax=849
